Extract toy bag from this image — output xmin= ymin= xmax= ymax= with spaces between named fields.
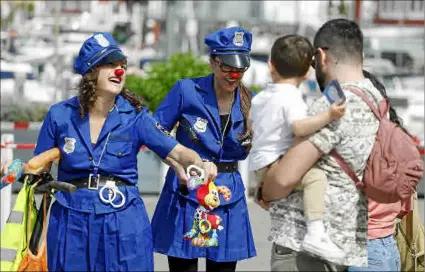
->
xmin=183 ymin=165 xmax=232 ymax=247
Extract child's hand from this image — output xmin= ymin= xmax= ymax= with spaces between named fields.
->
xmin=329 ymin=102 xmax=346 ymax=120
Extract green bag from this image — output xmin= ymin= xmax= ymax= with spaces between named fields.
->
xmin=0 ymin=178 xmax=38 ymax=271
xmin=395 ymin=192 xmax=424 ymax=272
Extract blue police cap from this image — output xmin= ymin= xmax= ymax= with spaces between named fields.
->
xmin=74 ymin=32 xmax=127 ymax=76
xmin=204 ymin=27 xmax=252 ymax=69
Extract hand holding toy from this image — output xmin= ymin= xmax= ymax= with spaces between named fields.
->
xmin=183 ymin=165 xmax=232 ymax=247
xmin=1 ymin=148 xmax=61 ymax=189
xmin=1 ymin=159 xmax=24 ymax=189
xmin=186 ymin=165 xmax=205 ymax=190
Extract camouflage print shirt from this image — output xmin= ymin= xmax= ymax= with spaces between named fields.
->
xmin=268 ymin=79 xmax=383 ymax=267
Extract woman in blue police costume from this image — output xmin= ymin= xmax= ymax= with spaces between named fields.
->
xmin=32 ymin=32 xmax=216 ymax=271
xmin=151 ymin=27 xmax=257 ymax=272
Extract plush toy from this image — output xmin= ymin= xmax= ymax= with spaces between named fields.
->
xmin=183 ymin=166 xmax=232 ymax=247
xmin=1 ymin=159 xmax=24 ymax=189
xmin=1 ymin=148 xmax=60 ymax=189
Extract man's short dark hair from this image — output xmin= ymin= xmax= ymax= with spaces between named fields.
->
xmin=270 ymin=35 xmax=314 ymax=78
xmin=314 ymin=18 xmax=363 ymax=64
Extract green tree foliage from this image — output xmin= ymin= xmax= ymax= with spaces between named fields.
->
xmin=250 ymin=85 xmax=262 ymax=93
xmin=125 ymin=52 xmax=211 ymax=112
xmin=0 ymin=104 xmax=49 ymax=122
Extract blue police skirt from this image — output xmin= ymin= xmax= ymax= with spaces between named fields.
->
xmin=46 ymin=187 xmax=153 ymax=271
xmin=151 ymin=173 xmax=257 ymax=262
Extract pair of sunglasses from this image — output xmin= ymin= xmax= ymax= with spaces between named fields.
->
xmin=214 ymin=59 xmax=248 ymax=73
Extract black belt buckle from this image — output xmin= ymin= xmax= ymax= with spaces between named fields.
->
xmin=217 ymin=162 xmax=238 ymax=173
xmin=224 ymin=165 xmax=232 ymax=172
xmin=88 ymin=174 xmax=100 ymax=190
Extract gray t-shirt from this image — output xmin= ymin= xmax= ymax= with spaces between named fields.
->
xmin=268 ymin=79 xmax=383 ymax=267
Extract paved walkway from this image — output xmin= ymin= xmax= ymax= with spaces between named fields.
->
xmin=144 ymin=196 xmax=424 ymax=271
xmin=11 ymin=194 xmax=425 ymax=271
xmin=145 ymin=197 xmax=272 ymax=271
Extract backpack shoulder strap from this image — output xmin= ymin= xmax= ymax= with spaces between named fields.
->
xmin=344 ymin=85 xmax=382 ymax=120
xmin=330 ymin=150 xmax=362 ymax=186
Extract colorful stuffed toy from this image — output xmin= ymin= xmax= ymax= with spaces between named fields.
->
xmin=1 ymin=159 xmax=24 ymax=189
xmin=1 ymin=148 xmax=60 ymax=190
xmin=183 ymin=166 xmax=232 ymax=247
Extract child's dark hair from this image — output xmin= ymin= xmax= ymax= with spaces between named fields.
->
xmin=270 ymin=35 xmax=314 ymax=79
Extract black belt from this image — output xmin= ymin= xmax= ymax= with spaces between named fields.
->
xmin=66 ymin=175 xmax=133 ymax=190
xmin=216 ymin=161 xmax=238 ymax=173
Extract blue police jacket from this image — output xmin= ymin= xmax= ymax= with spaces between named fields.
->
xmin=154 ymin=74 xmax=255 ymax=204
xmin=34 ymin=95 xmax=178 ymax=213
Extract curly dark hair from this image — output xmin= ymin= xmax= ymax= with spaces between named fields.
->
xmin=77 ymin=68 xmax=145 ymax=118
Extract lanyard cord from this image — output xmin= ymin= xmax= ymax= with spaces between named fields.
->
xmin=92 ymin=132 xmax=111 ymax=173
xmin=220 ymin=93 xmax=234 ymax=144
xmin=91 ymin=104 xmax=116 ymax=172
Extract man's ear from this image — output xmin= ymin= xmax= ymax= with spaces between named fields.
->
xmin=317 ymin=47 xmax=329 ymax=69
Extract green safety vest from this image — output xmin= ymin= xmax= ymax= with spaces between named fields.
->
xmin=0 ymin=179 xmax=37 ymax=271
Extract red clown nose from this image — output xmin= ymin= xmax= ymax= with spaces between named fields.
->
xmin=229 ymin=72 xmax=241 ymax=79
xmin=114 ymin=69 xmax=124 ymax=77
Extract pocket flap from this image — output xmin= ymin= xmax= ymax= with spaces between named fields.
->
xmin=106 ymin=141 xmax=132 ymax=157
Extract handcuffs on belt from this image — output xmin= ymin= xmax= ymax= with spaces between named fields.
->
xmin=98 ymin=180 xmax=126 ymax=208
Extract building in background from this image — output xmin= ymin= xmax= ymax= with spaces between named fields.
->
xmin=354 ymin=0 xmax=424 ymax=74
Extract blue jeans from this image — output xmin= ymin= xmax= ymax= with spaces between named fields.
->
xmin=348 ymin=235 xmax=400 ymax=271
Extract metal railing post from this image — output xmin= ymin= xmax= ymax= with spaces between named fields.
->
xmin=1 ymin=134 xmax=14 ymax=232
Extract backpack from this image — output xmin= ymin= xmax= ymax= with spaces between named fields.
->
xmin=330 ymin=86 xmax=424 ymax=203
